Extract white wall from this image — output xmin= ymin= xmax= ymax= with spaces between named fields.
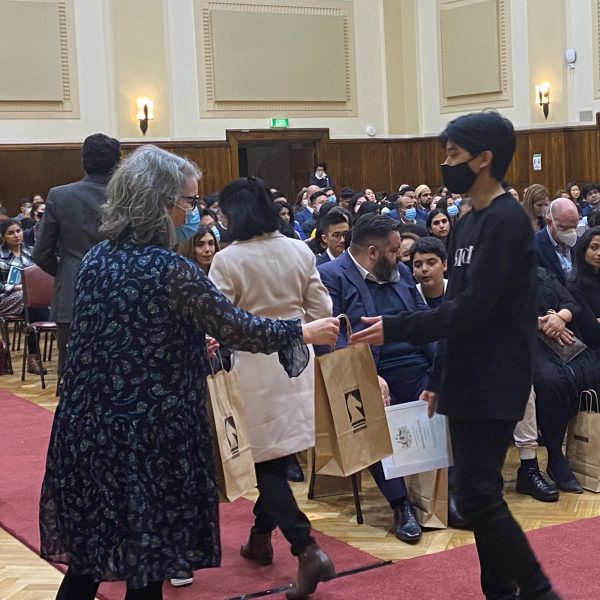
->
xmin=0 ymin=0 xmax=116 ymax=143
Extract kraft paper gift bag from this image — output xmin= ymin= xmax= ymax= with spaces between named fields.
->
xmin=314 ymin=315 xmax=393 ymax=477
xmin=405 ymin=468 xmax=449 ymax=529
xmin=566 ymin=390 xmax=600 ymax=493
xmin=206 ymin=357 xmax=257 ymax=502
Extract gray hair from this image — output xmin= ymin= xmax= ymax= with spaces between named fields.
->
xmin=101 ymin=145 xmax=201 ymax=247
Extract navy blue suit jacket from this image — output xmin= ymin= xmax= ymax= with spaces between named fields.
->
xmin=295 ymin=207 xmax=313 ymax=225
xmin=534 ymin=227 xmax=574 ymax=286
xmin=315 ymin=252 xmax=331 ymax=266
xmin=317 ymin=251 xmax=435 ymax=363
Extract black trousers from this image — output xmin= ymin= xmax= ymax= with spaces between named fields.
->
xmin=253 ymin=455 xmax=315 ymax=556
xmin=56 ymin=322 xmax=70 ymax=377
xmin=56 ymin=568 xmax=163 ymax=600
xmin=449 ymin=418 xmax=552 ymax=600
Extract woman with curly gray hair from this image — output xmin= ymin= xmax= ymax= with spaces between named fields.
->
xmin=39 ymin=145 xmax=339 ymax=600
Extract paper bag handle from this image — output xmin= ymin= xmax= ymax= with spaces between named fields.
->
xmin=208 ymin=348 xmax=226 ymax=376
xmin=330 ymin=313 xmax=352 ymax=351
xmin=579 ymin=389 xmax=599 ymax=413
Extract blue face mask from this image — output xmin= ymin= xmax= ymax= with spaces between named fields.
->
xmin=211 ymin=225 xmax=221 ymax=242
xmin=175 ymin=207 xmax=200 ymax=243
xmin=404 ymin=207 xmax=417 ymax=221
xmin=327 ymin=195 xmax=337 ymax=203
xmin=447 ymin=204 xmax=459 ymax=217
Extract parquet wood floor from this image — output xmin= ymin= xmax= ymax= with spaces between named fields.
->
xmin=2 ymin=361 xmax=599 ymax=598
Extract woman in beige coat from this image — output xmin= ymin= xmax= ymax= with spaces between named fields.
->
xmin=210 ymin=177 xmax=335 ymax=600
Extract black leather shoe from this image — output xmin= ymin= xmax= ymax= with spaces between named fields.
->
xmin=448 ymin=491 xmax=472 ymax=529
xmin=516 ymin=466 xmax=559 ymax=502
xmin=547 ymin=467 xmax=583 ymax=494
xmin=393 ymin=498 xmax=422 ymax=543
xmin=287 ymin=454 xmax=304 ymax=483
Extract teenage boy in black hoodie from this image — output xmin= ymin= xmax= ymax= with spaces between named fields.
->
xmin=351 ymin=111 xmax=561 ymax=600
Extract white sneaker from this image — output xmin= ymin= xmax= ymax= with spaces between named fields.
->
xmin=170 ymin=577 xmax=194 ymax=587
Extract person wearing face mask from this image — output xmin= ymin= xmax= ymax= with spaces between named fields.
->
xmin=352 ymin=111 xmax=562 ymax=600
xmin=308 ymin=161 xmax=335 ymax=190
xmin=534 ymin=197 xmax=579 ymax=286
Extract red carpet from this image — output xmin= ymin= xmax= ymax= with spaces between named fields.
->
xmin=0 ymin=389 xmax=378 ymax=599
xmin=1 ymin=388 xmax=597 ymax=599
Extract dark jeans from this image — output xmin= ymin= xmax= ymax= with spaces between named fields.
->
xmin=253 ymin=455 xmax=315 ymax=556
xmin=449 ymin=418 xmax=552 ymax=600
xmin=26 ymin=307 xmax=49 ymax=354
xmin=56 ymin=568 xmax=163 ymax=600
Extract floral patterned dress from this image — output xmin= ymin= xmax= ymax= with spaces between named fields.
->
xmin=39 ymin=241 xmax=308 ymax=587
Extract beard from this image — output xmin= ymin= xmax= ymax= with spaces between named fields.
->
xmin=373 ymin=255 xmax=396 ymax=282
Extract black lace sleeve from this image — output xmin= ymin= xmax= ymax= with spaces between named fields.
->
xmin=167 ymin=257 xmax=309 ymax=377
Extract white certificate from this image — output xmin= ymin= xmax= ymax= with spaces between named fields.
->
xmin=382 ymin=400 xmax=453 ymax=479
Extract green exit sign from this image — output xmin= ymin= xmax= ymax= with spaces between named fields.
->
xmin=270 ymin=118 xmax=289 ymax=128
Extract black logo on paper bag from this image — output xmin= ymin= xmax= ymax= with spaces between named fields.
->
xmin=344 ymin=388 xmax=366 ymax=432
xmin=225 ymin=416 xmax=240 ymax=457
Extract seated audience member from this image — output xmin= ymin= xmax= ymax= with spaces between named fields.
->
xmin=534 ymin=267 xmax=600 ymax=494
xmin=338 ymin=187 xmax=354 ymax=211
xmin=200 ymin=208 xmax=217 ymax=227
xmin=588 ymin=206 xmax=600 ymax=228
xmin=554 ymin=189 xmax=570 ymax=200
xmin=353 ymin=200 xmax=380 ymax=223
xmin=534 ymin=198 xmax=579 ymax=286
xmin=318 ymin=214 xmax=460 ymax=542
xmin=458 ymin=196 xmax=473 ymax=217
xmin=206 ymin=193 xmax=232 ymax=248
xmin=426 ymin=209 xmax=452 ymax=246
xmin=295 ymin=185 xmax=321 ymax=225
xmin=393 ymin=194 xmax=425 ymax=226
xmin=316 ymin=209 xmax=351 ymax=266
xmin=581 ymin=182 xmax=600 ymax=218
xmin=0 ymin=219 xmax=49 ymax=374
xmin=301 ymin=190 xmax=328 ymax=236
xmin=0 ymin=208 xmax=9 ymax=222
xmin=522 ymin=184 xmax=550 ymax=231
xmin=176 ymin=224 xmax=219 ymax=275
xmin=398 ymin=231 xmax=421 ymax=271
xmin=323 ymin=187 xmax=337 ymax=202
xmin=23 ymin=202 xmax=45 ymax=246
xmin=274 ymin=198 xmax=305 ymax=240
xmin=568 ymin=226 xmax=600 ymax=357
xmin=308 ymin=161 xmax=334 ymax=189
xmin=566 ymin=182 xmax=581 ymax=210
xmin=414 ymin=185 xmax=433 ymax=220
xmin=436 ymin=196 xmax=460 ymax=222
xmin=363 ymin=188 xmax=377 ymax=202
xmin=306 ymin=203 xmax=350 ymax=255
xmin=411 ymin=237 xmax=448 ymax=308
xmin=348 ymin=191 xmax=367 ymax=215
xmin=14 ymin=197 xmax=32 ymax=222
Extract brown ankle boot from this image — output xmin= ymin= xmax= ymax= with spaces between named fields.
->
xmin=27 ymin=354 xmax=47 ymax=375
xmin=285 ymin=543 xmax=335 ymax=599
xmin=240 ymin=530 xmax=273 ymax=565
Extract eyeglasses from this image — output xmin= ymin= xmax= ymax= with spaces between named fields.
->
xmin=179 ymin=195 xmax=199 ymax=209
xmin=329 ymin=231 xmax=348 ymax=240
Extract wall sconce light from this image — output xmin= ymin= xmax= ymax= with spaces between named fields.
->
xmin=535 ymin=82 xmax=550 ymax=119
xmin=136 ymin=97 xmax=154 ymax=135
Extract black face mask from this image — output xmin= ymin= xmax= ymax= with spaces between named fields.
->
xmin=441 ymin=159 xmax=478 ymax=194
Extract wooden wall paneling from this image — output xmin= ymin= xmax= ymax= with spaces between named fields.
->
xmin=564 ymin=128 xmax=600 ymax=187
xmin=1 ymin=127 xmax=600 ymax=217
xmin=359 ymin=141 xmax=393 ymax=194
xmin=525 ymin=129 xmax=567 ymax=195
xmin=327 ymin=141 xmax=365 ymax=193
xmin=388 ymin=139 xmax=444 ymax=192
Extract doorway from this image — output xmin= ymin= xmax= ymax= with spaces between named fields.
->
xmin=227 ymin=129 xmax=330 ymax=203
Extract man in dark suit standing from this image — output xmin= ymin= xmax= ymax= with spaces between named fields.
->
xmin=534 ymin=197 xmax=579 ymax=285
xmin=33 ymin=133 xmax=121 ymax=375
xmin=318 ymin=214 xmax=437 ymax=543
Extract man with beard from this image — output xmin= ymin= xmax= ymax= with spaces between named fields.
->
xmin=317 ymin=214 xmax=435 ymax=544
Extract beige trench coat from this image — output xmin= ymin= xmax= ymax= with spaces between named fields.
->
xmin=210 ymin=232 xmax=332 ymax=463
